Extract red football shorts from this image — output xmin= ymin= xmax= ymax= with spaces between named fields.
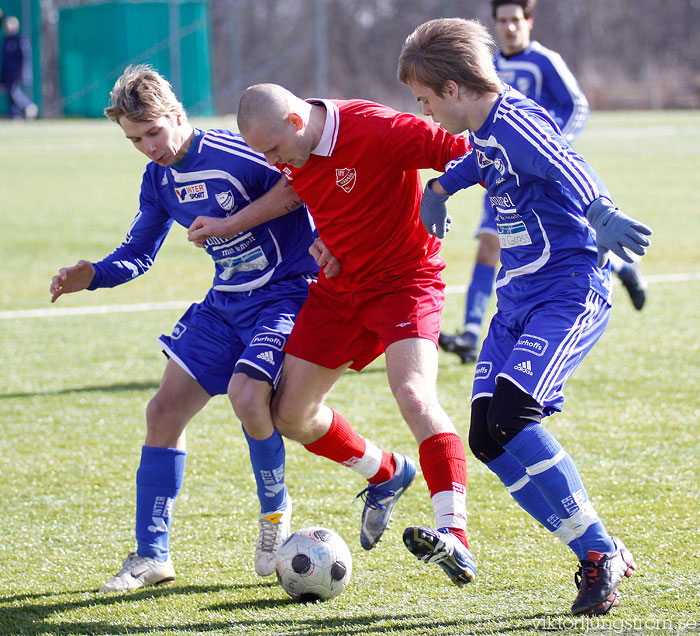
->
xmin=285 ymin=267 xmax=445 ymax=371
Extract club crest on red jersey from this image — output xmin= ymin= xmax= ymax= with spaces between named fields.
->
xmin=335 ymin=168 xmax=356 ymax=193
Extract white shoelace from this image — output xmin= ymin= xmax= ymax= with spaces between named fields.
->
xmin=258 ymin=519 xmax=283 ymax=553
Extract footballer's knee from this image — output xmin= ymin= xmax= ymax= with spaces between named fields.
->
xmin=486 ymin=379 xmax=543 ymax=445
xmin=270 ymin=391 xmax=304 ymax=439
xmin=392 ymin=381 xmax=454 ymax=441
xmin=146 ymin=391 xmax=178 ymax=426
xmin=146 ymin=392 xmax=187 ymax=444
xmin=271 ymin=389 xmax=329 ymax=444
xmin=392 ymin=381 xmax=433 ymax=423
xmin=228 ymin=371 xmax=273 ymax=432
xmin=469 ymin=396 xmax=506 ymax=463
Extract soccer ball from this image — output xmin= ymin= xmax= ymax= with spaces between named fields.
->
xmin=275 ymin=526 xmax=352 ymax=602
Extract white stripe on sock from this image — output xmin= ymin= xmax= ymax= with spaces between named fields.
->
xmin=507 ymin=474 xmax=530 ymax=493
xmin=431 ymin=489 xmax=468 ymax=530
xmin=345 ymin=439 xmax=383 ymax=480
xmin=552 ymin=522 xmax=578 ymax=546
xmin=559 ymin=500 xmax=600 ymax=538
xmin=525 ymin=448 xmax=566 ymax=476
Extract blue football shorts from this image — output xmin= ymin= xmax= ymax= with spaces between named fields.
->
xmin=472 ymin=286 xmax=611 ymax=416
xmin=158 ymin=278 xmax=311 ymax=396
xmin=474 ymin=195 xmax=499 ymax=238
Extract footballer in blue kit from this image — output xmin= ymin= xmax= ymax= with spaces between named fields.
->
xmin=399 ymin=18 xmax=651 ymax=615
xmin=494 ymin=37 xmax=588 ymax=143
xmin=50 ymin=65 xmax=322 ymax=591
xmin=109 ymin=125 xmax=318 ymax=396
xmin=439 ymin=0 xmax=646 ymax=365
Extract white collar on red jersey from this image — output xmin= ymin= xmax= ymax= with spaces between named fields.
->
xmin=307 ymin=99 xmax=340 ymax=157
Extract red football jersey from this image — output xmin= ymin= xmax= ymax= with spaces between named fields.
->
xmin=278 ymin=99 xmax=470 ymax=292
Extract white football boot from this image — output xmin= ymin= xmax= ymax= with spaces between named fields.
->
xmin=99 ymin=552 xmax=175 ymax=592
xmin=255 ymin=498 xmax=293 ymax=576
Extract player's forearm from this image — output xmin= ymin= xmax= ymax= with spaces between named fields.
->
xmin=88 ymin=247 xmax=155 ymax=289
xmin=232 ymin=177 xmax=304 ymax=234
xmin=430 ymin=179 xmax=449 ymax=195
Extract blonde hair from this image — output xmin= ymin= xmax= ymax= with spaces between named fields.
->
xmin=398 ymin=18 xmax=502 ymax=97
xmin=104 ymin=65 xmax=185 ymax=123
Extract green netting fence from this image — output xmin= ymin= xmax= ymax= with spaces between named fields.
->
xmin=58 ymin=1 xmax=213 ymax=118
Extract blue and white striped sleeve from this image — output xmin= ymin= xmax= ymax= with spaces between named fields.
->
xmin=501 ymin=107 xmax=610 ymax=210
xmin=540 ymin=52 xmax=589 ymax=142
xmin=89 ymin=171 xmax=173 ymax=289
xmin=438 ymin=151 xmax=481 ymax=195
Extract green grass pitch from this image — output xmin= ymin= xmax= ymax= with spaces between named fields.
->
xmin=0 ymin=111 xmax=698 ymax=635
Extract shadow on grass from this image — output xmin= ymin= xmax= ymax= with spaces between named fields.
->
xmin=0 ymin=381 xmax=160 ymax=400
xmin=1 ymin=360 xmax=392 ymax=402
xmin=0 ymin=369 xmax=394 ymax=400
xmin=0 ymin=584 xmax=258 ymax=635
xmin=0 ymin=584 xmax=567 ymax=636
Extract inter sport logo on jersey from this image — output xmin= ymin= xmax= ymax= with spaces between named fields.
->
xmin=335 ymin=168 xmax=356 ymax=193
xmin=175 ymin=182 xmax=208 ymax=203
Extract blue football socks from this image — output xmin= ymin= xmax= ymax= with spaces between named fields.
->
xmin=135 ymin=445 xmax=187 ymax=562
xmin=487 ymin=451 xmax=582 ymax=556
xmin=464 ymin=262 xmax=495 ymax=336
xmin=504 ymin=424 xmax=615 ymax=558
xmin=243 ymin=426 xmax=288 ymax=514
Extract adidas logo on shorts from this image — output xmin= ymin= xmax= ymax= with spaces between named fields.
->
xmin=257 ymin=351 xmax=274 ymax=364
xmin=513 ymin=359 xmax=533 ymax=375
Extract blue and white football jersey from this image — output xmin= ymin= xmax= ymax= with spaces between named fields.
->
xmin=89 ymin=128 xmax=318 ymax=292
xmin=495 ymin=41 xmax=589 ymax=142
xmin=440 ymin=86 xmax=611 ymax=309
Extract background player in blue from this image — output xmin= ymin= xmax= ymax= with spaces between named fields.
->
xmin=1 ymin=15 xmax=38 ymax=119
xmin=399 ymin=18 xmax=651 ymax=614
xmin=439 ymin=0 xmax=647 ymax=364
xmin=49 ymin=65 xmax=324 ymax=591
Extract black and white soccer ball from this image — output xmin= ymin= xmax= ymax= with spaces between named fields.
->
xmin=275 ymin=526 xmax=352 ymax=602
